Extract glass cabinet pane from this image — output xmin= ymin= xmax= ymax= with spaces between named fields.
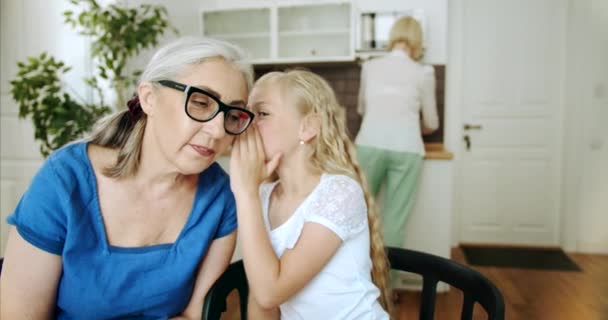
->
xmin=278 ymin=3 xmax=350 ymax=32
xmin=277 ymin=3 xmax=352 ymax=60
xmin=203 ymin=8 xmax=270 ymax=35
xmin=202 ymin=8 xmax=271 ymax=60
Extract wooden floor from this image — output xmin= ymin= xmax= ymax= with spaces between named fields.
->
xmin=220 ymin=247 xmax=608 ymax=319
xmin=394 ymin=247 xmax=608 ymax=320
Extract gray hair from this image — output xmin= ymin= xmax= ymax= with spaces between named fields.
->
xmin=88 ymin=36 xmax=253 ymax=178
xmin=140 ymin=36 xmax=253 ymax=89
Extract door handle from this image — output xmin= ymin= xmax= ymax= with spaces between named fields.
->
xmin=464 ymin=124 xmax=483 ymax=130
xmin=463 ymin=135 xmax=471 ymax=151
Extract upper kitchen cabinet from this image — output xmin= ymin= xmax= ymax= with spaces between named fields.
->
xmin=200 ymin=1 xmax=354 ymax=64
xmin=277 ymin=3 xmax=353 ymax=62
xmin=201 ymin=8 xmax=272 ymax=61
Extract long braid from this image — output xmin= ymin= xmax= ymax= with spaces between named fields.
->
xmin=258 ymin=70 xmax=392 ymax=313
xmin=346 ymin=144 xmax=393 ymax=313
xmin=319 ymin=106 xmax=392 ymax=314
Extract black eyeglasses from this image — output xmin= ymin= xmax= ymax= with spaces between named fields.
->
xmin=157 ymin=80 xmax=254 ymax=135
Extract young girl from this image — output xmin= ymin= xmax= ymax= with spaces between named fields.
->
xmin=230 ymin=70 xmax=391 ymax=319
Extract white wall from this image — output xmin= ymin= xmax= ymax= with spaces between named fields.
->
xmin=562 ymin=0 xmax=608 ymax=254
xmin=3 ymin=0 xmax=604 ymax=255
xmin=0 ymin=0 xmax=91 ymax=255
xmin=123 ymin=0 xmax=202 ymax=70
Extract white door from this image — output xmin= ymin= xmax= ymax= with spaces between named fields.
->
xmin=455 ymin=0 xmax=566 ymax=245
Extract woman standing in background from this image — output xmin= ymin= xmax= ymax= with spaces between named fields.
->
xmin=356 ymin=16 xmax=439 ymax=267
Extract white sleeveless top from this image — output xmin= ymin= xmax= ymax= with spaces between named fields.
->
xmin=260 ymin=174 xmax=389 ymax=320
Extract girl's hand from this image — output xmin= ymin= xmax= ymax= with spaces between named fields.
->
xmin=230 ymin=126 xmax=281 ymax=197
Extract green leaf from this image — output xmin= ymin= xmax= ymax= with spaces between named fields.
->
xmin=10 ymin=0 xmax=174 ymax=157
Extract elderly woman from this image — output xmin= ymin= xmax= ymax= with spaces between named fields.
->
xmin=0 ymin=37 xmax=254 ymax=320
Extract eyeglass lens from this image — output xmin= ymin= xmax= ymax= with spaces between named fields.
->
xmin=187 ymin=91 xmax=251 ymax=134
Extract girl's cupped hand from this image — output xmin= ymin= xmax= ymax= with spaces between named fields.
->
xmin=230 ymin=126 xmax=281 ymax=197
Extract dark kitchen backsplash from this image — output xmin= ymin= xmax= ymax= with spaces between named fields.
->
xmin=254 ymin=63 xmax=445 ymax=143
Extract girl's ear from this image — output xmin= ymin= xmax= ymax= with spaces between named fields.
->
xmin=299 ymin=113 xmax=321 ymax=143
xmin=137 ymin=82 xmax=156 ymax=117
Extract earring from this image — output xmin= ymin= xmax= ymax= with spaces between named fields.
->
xmin=299 ymin=140 xmax=305 ymax=145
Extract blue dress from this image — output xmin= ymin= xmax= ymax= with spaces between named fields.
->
xmin=6 ymin=141 xmax=237 ymax=319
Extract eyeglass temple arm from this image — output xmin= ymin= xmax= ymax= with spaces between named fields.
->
xmin=158 ymin=80 xmax=188 ymax=92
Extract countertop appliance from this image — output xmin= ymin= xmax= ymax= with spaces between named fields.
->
xmin=357 ymin=9 xmax=426 ymax=53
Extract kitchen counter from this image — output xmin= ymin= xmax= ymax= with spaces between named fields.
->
xmin=425 ymin=143 xmax=453 ymax=160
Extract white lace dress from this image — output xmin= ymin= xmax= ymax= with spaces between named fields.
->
xmin=260 ymin=174 xmax=389 ymax=320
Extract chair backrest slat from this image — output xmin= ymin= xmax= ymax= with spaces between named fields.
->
xmin=461 ymin=293 xmax=475 ymax=320
xmin=420 ymin=276 xmax=438 ymax=320
xmin=202 ymin=260 xmax=248 ymax=320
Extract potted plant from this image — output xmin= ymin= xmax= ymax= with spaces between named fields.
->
xmin=9 ymin=0 xmax=177 ymax=157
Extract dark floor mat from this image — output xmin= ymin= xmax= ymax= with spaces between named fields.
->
xmin=461 ymin=246 xmax=582 ymax=271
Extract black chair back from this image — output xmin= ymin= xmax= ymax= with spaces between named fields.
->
xmin=202 ymin=248 xmax=505 ymax=320
xmin=387 ymin=247 xmax=505 ymax=320
xmin=202 ymin=260 xmax=248 ymax=320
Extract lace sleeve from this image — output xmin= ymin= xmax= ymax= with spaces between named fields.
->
xmin=304 ymin=175 xmax=368 ymax=240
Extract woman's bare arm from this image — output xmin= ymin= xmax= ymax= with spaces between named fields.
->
xmin=1 ymin=227 xmax=63 ymax=320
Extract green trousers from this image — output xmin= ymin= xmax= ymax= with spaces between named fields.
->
xmin=356 ymin=145 xmax=423 ymax=248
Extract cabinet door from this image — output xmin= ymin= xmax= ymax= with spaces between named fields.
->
xmin=202 ymin=8 xmax=271 ymax=60
xmin=277 ymin=3 xmax=353 ymax=61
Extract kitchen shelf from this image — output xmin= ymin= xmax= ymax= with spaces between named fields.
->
xmin=279 ymin=33 xmax=351 ymax=59
xmin=278 ymin=29 xmax=350 ymax=37
xmin=210 ymin=32 xmax=270 ymax=39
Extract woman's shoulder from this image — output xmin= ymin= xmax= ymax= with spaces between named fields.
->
xmin=49 ymin=140 xmax=87 ymax=161
xmin=43 ymin=141 xmax=93 ymax=186
xmin=86 ymin=142 xmax=119 ymax=173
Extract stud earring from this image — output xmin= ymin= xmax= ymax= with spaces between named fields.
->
xmin=299 ymin=140 xmax=305 ymax=145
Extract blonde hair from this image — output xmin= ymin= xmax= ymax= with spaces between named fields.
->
xmin=389 ymin=16 xmax=424 ymax=61
xmin=256 ymin=70 xmax=392 ymax=313
xmin=88 ymin=37 xmax=253 ymax=178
